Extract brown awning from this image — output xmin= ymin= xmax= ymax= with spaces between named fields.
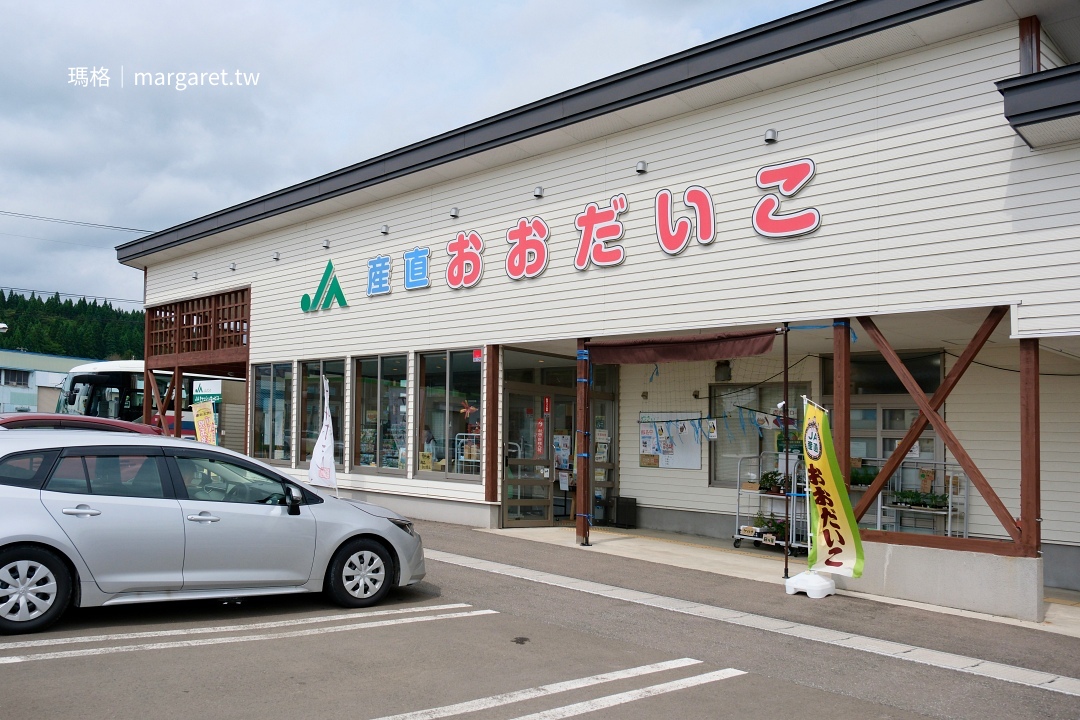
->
xmin=586 ymin=329 xmax=776 ymax=364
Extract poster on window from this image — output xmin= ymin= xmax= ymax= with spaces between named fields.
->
xmin=553 ymin=434 xmax=571 ymax=470
xmin=639 ymin=412 xmax=701 ymax=469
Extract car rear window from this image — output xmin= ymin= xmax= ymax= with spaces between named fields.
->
xmin=0 ymin=450 xmax=60 ymax=489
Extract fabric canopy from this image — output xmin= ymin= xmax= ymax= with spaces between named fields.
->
xmin=586 ymin=329 xmax=776 ymax=364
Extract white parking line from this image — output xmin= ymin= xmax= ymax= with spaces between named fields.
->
xmin=428 ymin=550 xmax=1080 ymax=698
xmin=370 ymin=658 xmax=703 ymax=720
xmin=0 ymin=609 xmax=497 ymax=664
xmin=0 ymin=603 xmax=473 ymax=651
xmin=507 ymin=669 xmax=747 ymax=720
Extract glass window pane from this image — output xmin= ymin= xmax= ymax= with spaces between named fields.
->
xmin=709 ymin=385 xmax=758 ymax=488
xmin=177 ymin=456 xmax=287 ymax=504
xmin=380 ymin=356 xmax=408 ymax=470
xmin=273 ymin=364 xmax=292 ymax=461
xmin=849 ymin=437 xmax=877 ymax=459
xmin=0 ymin=451 xmax=57 ymax=489
xmin=884 ymin=409 xmax=920 ymax=431
xmin=354 ymin=359 xmax=378 ymax=468
xmin=449 ymin=351 xmax=482 ymax=476
xmin=84 ymin=455 xmax=165 ymax=498
xmin=45 ymin=456 xmax=89 ymax=494
xmin=418 ymin=353 xmax=447 ymax=471
xmin=252 ymin=365 xmax=271 ymax=459
xmin=850 ymin=409 xmax=878 ymax=430
xmin=299 ymin=362 xmax=322 ymax=462
xmin=507 ymin=394 xmax=545 ymax=460
xmin=325 ymin=360 xmax=345 ymax=466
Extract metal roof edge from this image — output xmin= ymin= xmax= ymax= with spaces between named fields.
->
xmin=117 ymin=0 xmax=977 ymax=265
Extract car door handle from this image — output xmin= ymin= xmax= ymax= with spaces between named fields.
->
xmin=186 ymin=512 xmax=221 ymax=523
xmin=62 ymin=505 xmax=101 ymax=517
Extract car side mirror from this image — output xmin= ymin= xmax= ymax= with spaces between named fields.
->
xmin=285 ymin=485 xmax=302 ymax=515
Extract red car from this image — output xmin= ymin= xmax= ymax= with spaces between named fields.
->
xmin=0 ymin=413 xmax=164 ymax=434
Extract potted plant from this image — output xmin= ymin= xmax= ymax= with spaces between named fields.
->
xmin=759 ymin=470 xmax=785 ymax=495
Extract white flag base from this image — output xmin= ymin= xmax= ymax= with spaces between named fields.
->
xmin=785 ymin=570 xmax=836 ymax=599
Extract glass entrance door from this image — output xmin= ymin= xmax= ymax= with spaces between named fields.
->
xmin=502 ymin=392 xmax=575 ymax=527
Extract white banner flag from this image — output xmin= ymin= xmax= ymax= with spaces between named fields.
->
xmin=307 ymin=376 xmax=337 ymax=491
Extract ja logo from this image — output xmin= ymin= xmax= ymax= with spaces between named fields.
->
xmin=804 ymin=419 xmax=823 ymax=461
xmin=301 ymin=260 xmax=349 ymax=313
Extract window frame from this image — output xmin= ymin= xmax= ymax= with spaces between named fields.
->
xmin=415 ymin=348 xmax=484 ymax=483
xmin=708 ymin=381 xmax=810 ymax=489
xmin=297 ymin=358 xmax=346 ymax=468
xmin=250 ymin=362 xmax=293 ymax=465
xmin=353 ymin=354 xmax=409 ymax=476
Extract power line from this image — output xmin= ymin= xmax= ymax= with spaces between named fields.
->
xmin=0 ymin=210 xmax=150 ymax=234
xmin=1 ymin=286 xmax=143 ymax=306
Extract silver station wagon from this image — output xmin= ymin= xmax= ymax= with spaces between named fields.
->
xmin=0 ymin=430 xmax=425 ymax=634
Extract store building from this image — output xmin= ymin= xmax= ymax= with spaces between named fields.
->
xmin=0 ymin=350 xmax=97 ymax=413
xmin=117 ymin=0 xmax=1080 ymax=621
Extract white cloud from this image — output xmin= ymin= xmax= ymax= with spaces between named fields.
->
xmin=0 ymin=0 xmax=820 ymax=308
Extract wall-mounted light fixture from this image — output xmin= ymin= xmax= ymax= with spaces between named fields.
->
xmin=380 ymin=225 xmax=390 ymax=235
xmin=715 ymin=360 xmax=732 ymax=381
xmin=764 ymin=129 xmax=778 ymax=144
xmin=533 ymin=186 xmax=544 ymax=198
xmin=636 ymin=161 xmax=648 ymax=174
xmin=449 ymin=207 xmax=459 ymax=218
xmin=641 ymin=391 xmax=648 ymax=400
xmin=272 ymin=252 xmax=280 ymax=261
xmin=322 ymin=238 xmax=330 ymax=249
xmin=228 ymin=263 xmax=236 ymax=271
xmin=192 ymin=271 xmax=198 ymax=280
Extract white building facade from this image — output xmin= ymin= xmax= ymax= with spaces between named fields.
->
xmin=118 ymin=0 xmax=1080 ymax=621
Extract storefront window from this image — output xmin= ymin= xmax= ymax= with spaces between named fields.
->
xmin=822 ymin=351 xmax=942 ymax=395
xmin=252 ymin=363 xmax=292 ymax=462
xmin=354 ymin=356 xmax=408 ymax=472
xmin=709 ymin=382 xmax=808 ymax=488
xmin=299 ymin=359 xmax=344 ymax=466
xmin=417 ymin=350 xmax=481 ymax=479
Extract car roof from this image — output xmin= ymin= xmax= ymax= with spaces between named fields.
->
xmin=0 ymin=413 xmax=162 ymax=434
xmin=0 ymin=430 xmax=231 ymax=457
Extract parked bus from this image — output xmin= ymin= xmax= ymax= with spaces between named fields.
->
xmin=55 ymin=360 xmax=246 ymax=451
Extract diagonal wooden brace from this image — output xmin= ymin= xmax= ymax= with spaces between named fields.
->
xmin=852 ymin=306 xmax=1008 ymax=521
xmin=857 ymin=313 xmax=1020 ymax=542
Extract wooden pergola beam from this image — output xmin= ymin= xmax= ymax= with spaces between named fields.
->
xmin=833 ymin=319 xmax=851 ymax=486
xmin=1020 ymin=339 xmax=1041 ymax=555
xmin=858 ymin=313 xmax=1021 ymax=542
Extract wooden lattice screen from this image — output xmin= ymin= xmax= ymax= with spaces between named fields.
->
xmin=145 ymin=288 xmax=250 ymax=373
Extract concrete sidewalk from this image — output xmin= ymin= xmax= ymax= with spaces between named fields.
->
xmin=477 ymin=525 xmax=1080 ymax=639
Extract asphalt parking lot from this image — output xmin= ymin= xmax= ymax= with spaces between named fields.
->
xmin=3 ymin=520 xmax=1079 ymax=720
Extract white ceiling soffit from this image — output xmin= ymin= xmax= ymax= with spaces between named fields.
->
xmin=1017 ymin=115 xmax=1080 ymax=147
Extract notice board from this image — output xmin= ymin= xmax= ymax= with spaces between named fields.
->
xmin=639 ymin=412 xmax=702 ymax=470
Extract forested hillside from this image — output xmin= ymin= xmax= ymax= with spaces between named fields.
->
xmin=0 ymin=291 xmax=143 ymax=360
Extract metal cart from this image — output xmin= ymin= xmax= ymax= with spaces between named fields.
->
xmin=732 ymin=451 xmax=810 ymax=556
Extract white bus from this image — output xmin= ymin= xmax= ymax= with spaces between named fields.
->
xmin=55 ymin=360 xmax=246 ymax=450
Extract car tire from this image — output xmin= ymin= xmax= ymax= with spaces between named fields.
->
xmin=0 ymin=546 xmax=72 ymax=635
xmin=326 ymin=538 xmax=393 ymax=608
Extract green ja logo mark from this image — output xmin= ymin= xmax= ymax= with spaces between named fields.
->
xmin=301 ymin=260 xmax=349 ymax=312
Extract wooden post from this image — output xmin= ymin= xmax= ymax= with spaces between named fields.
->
xmin=1019 ymin=16 xmax=1041 ymax=75
xmin=833 ymin=318 xmax=851 ymax=487
xmin=1020 ymin=339 xmax=1041 ymax=557
xmin=575 ymin=339 xmax=591 ymax=545
xmin=172 ymin=367 xmax=182 ymax=438
xmin=484 ymin=345 xmax=500 ymax=504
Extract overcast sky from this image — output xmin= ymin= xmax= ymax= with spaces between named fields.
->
xmin=0 ymin=0 xmax=820 ymax=310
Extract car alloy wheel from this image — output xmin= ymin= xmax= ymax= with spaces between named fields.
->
xmin=343 ymin=550 xmax=385 ymax=599
xmin=0 ymin=547 xmax=71 ymax=634
xmin=327 ymin=538 xmax=393 ymax=608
